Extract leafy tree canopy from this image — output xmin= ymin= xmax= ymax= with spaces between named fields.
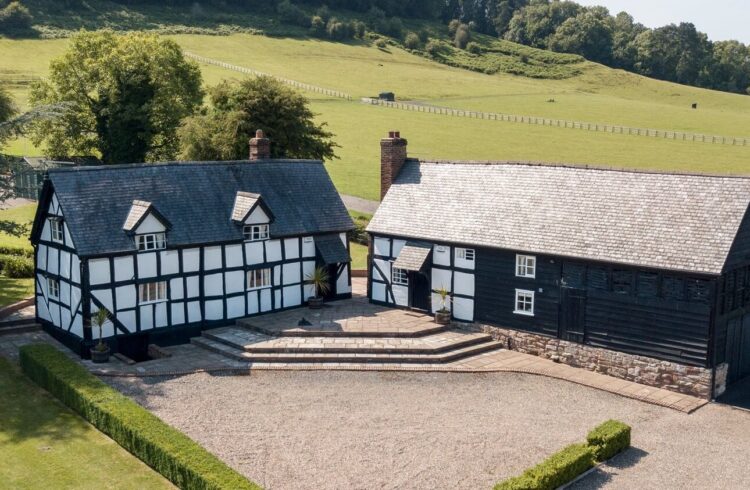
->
xmin=29 ymin=30 xmax=203 ymax=164
xmin=178 ymin=76 xmax=338 ymax=162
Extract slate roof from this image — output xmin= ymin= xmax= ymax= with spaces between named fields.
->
xmin=315 ymin=234 xmax=350 ymax=264
xmin=44 ymin=160 xmax=353 ymax=257
xmin=367 ymin=160 xmax=750 ymax=275
xmin=393 ymin=242 xmax=432 ymax=271
xmin=122 ymin=200 xmax=152 ymax=231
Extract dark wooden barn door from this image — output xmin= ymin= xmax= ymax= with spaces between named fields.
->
xmin=726 ymin=314 xmax=750 ymax=384
xmin=410 ymin=272 xmax=431 ymax=312
xmin=324 ymin=264 xmax=338 ymax=300
xmin=560 ymin=287 xmax=587 ymax=343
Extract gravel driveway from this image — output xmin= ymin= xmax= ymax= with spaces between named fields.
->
xmin=108 ymin=371 xmax=750 ymax=490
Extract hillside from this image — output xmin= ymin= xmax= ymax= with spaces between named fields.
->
xmin=1 ymin=4 xmax=750 ymax=200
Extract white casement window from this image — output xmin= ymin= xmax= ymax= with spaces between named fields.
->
xmin=514 ymin=289 xmax=535 ymax=316
xmin=49 ymin=218 xmax=64 ymax=243
xmin=243 ymin=224 xmax=269 ymax=242
xmin=516 ymin=254 xmax=536 ymax=278
xmin=247 ymin=268 xmax=272 ymax=290
xmin=136 ymin=233 xmax=166 ymax=251
xmin=139 ymin=281 xmax=167 ymax=304
xmin=392 ymin=267 xmax=409 ymax=286
xmin=457 ymin=248 xmax=475 ymax=261
xmin=47 ymin=277 xmax=60 ymax=299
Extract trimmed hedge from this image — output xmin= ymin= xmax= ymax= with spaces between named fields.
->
xmin=587 ymin=420 xmax=631 ymax=461
xmin=0 ymin=254 xmax=34 ymax=277
xmin=495 ymin=443 xmax=595 ymax=490
xmin=19 ymin=344 xmax=261 ymax=490
xmin=0 ymin=245 xmax=33 ymax=257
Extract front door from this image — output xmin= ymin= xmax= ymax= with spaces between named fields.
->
xmin=726 ymin=314 xmax=750 ymax=385
xmin=411 ymin=272 xmax=431 ymax=312
xmin=324 ymin=264 xmax=338 ymax=300
xmin=560 ymin=287 xmax=586 ymax=343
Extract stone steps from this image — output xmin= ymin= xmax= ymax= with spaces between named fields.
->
xmin=191 ymin=335 xmax=504 ymax=364
xmin=236 ymin=317 xmax=448 ymax=338
xmin=202 ymin=327 xmax=494 ymax=355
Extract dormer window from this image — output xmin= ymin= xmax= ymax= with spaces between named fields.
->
xmin=49 ymin=218 xmax=64 ymax=243
xmin=243 ymin=224 xmax=269 ymax=242
xmin=137 ymin=233 xmax=166 ymax=251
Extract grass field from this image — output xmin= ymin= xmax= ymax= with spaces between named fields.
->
xmin=0 ymin=357 xmax=173 ymax=489
xmin=2 ymin=33 xmax=750 ymax=200
xmin=0 ymin=204 xmax=36 ymax=307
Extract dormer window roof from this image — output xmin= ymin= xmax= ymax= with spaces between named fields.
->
xmin=231 ymin=191 xmax=275 ymax=224
xmin=122 ymin=200 xmax=171 ymax=232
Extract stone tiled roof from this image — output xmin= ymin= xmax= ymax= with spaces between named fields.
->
xmin=231 ymin=192 xmax=261 ymax=222
xmin=393 ymin=242 xmax=432 ymax=271
xmin=122 ymin=200 xmax=152 ymax=231
xmin=46 ymin=160 xmax=352 ymax=257
xmin=367 ymin=161 xmax=750 ymax=275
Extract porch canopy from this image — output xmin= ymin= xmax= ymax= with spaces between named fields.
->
xmin=315 ymin=234 xmax=350 ymax=264
xmin=393 ymin=242 xmax=432 ymax=271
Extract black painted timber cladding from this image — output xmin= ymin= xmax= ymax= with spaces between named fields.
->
xmin=473 ymin=246 xmax=713 ymax=367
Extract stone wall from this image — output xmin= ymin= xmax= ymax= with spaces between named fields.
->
xmin=472 ymin=323 xmax=715 ymax=399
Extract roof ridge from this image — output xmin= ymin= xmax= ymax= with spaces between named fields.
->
xmin=47 ymin=159 xmax=324 ymax=172
xmin=414 ymin=158 xmax=750 ymax=180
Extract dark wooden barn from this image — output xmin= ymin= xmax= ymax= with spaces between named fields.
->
xmin=367 ymin=131 xmax=750 ymax=398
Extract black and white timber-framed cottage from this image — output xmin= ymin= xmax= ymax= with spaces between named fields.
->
xmin=30 ymin=131 xmax=353 ymax=360
xmin=367 ymin=131 xmax=750 ymax=399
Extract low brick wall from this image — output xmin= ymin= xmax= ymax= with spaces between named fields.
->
xmin=472 ymin=323 xmax=714 ymax=399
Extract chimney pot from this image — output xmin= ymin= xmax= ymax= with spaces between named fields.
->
xmin=380 ymin=130 xmax=408 ymax=201
xmin=249 ymin=129 xmax=271 ymax=161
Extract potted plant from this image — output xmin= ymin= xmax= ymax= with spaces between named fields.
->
xmin=433 ymin=286 xmax=451 ymax=325
xmin=88 ymin=307 xmax=111 ymax=363
xmin=305 ymin=266 xmax=331 ymax=309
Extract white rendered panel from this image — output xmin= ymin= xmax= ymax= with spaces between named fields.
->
xmin=47 ymin=249 xmax=59 ymax=276
xmin=187 ymin=301 xmax=201 ymax=322
xmin=244 ymin=242 xmax=264 ymax=265
xmin=71 ymin=254 xmax=80 ymax=284
xmin=70 ymin=286 xmax=81 ymax=311
xmin=63 ymin=222 xmax=75 ymax=249
xmin=392 ymin=239 xmax=406 ymax=258
xmin=204 ymin=246 xmax=222 ymax=270
xmin=259 ymin=289 xmax=272 ymax=312
xmin=225 ymin=244 xmax=243 ymax=268
xmin=392 ymin=285 xmax=409 ymax=306
xmin=266 ymin=240 xmax=282 ymax=262
xmin=431 ymin=268 xmax=452 ymax=293
xmin=273 ymin=265 xmax=281 ymax=286
xmin=205 ymin=273 xmax=224 ymax=296
xmin=59 ymin=251 xmax=71 ymax=279
xmin=91 ymin=289 xmax=114 ymax=312
xmin=454 ymin=271 xmax=475 ymax=297
xmin=140 ymin=304 xmax=154 ymax=330
xmin=169 ymin=278 xmax=183 ymax=300
xmin=116 ymin=285 xmax=136 ymax=310
xmin=337 ymin=266 xmax=351 ymax=294
xmin=227 ymin=296 xmax=245 ymax=319
xmin=431 ymin=293 xmax=451 ymax=314
xmin=37 ymin=244 xmax=47 ymax=270
xmin=302 ymin=237 xmax=315 ymax=257
xmin=182 ymin=248 xmax=200 ymax=272
xmin=41 ymin=220 xmax=51 ymax=242
xmin=247 ymin=291 xmax=260 ymax=315
xmin=154 ymin=302 xmax=168 ymax=328
xmin=186 ymin=276 xmax=200 ymax=298
xmin=282 ymin=262 xmax=300 ymax=285
xmin=373 ymin=259 xmax=390 ymax=283
xmin=92 ymin=303 xmax=115 ymax=337
xmin=205 ymin=299 xmax=223 ymax=320
xmin=60 ymin=280 xmax=71 ymax=306
xmin=38 ymin=298 xmax=51 ymax=322
xmin=61 ymin=308 xmax=71 ymax=331
xmin=433 ymin=245 xmax=451 ymax=267
xmin=70 ymin=313 xmax=84 ymax=337
xmin=134 ymin=213 xmax=166 ymax=234
xmin=225 ymin=270 xmax=244 ymax=294
xmin=114 ymin=256 xmax=134 ymax=282
xmin=161 ymin=250 xmax=179 ymax=275
xmin=245 ymin=206 xmax=269 ymax=224
xmin=119 ymin=310 xmax=136 ymax=332
xmin=170 ymin=303 xmax=185 ymax=325
xmin=454 ymin=249 xmax=476 ymax=270
xmin=284 ymin=238 xmax=300 ymax=260
xmin=274 ymin=289 xmax=281 ymax=309
xmin=373 ymin=237 xmax=390 ymax=257
xmin=453 ymin=297 xmax=474 ymax=322
xmin=304 ymin=283 xmax=316 ymax=300
xmin=283 ymin=285 xmax=301 ymax=308
xmin=137 ymin=252 xmax=157 ymax=279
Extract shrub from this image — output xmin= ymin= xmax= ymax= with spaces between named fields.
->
xmin=404 ymin=32 xmax=421 ymax=50
xmin=374 ymin=37 xmax=387 ymax=49
xmin=0 ymin=1 xmax=33 ymax=36
xmin=277 ymin=0 xmax=309 ymax=28
xmin=348 ymin=215 xmax=370 ymax=246
xmin=0 ymin=245 xmax=33 ymax=257
xmin=495 ymin=443 xmax=595 ymax=490
xmin=1 ymin=254 xmax=33 ymax=277
xmin=326 ymin=17 xmax=354 ymax=41
xmin=448 ymin=19 xmax=460 ymax=36
xmin=425 ymin=40 xmax=441 ymax=57
xmin=466 ymin=41 xmax=481 ymax=54
xmin=418 ymin=29 xmax=430 ymax=43
xmin=20 ymin=344 xmax=261 ymax=490
xmin=454 ymin=23 xmax=471 ymax=49
xmin=586 ymin=420 xmax=631 ymax=461
xmin=309 ymin=15 xmax=326 ymax=37
xmin=353 ymin=20 xmax=366 ymax=38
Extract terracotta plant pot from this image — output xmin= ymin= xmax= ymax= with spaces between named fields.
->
xmin=308 ymin=297 xmax=324 ymax=309
xmin=435 ymin=310 xmax=451 ymax=325
xmin=90 ymin=345 xmax=111 ymax=364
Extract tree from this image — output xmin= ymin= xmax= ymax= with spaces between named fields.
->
xmin=610 ymin=11 xmax=646 ymax=70
xmin=454 ymin=23 xmax=471 ymax=49
xmin=633 ymin=23 xmax=712 ymax=86
xmin=504 ymin=0 xmax=581 ymax=48
xmin=708 ymin=41 xmax=750 ymax=94
xmin=493 ymin=0 xmax=528 ymax=37
xmin=28 ymin=31 xmax=203 ymax=164
xmin=548 ymin=7 xmax=613 ymax=64
xmin=0 ymin=1 xmax=33 ymax=37
xmin=178 ymin=76 xmax=338 ymax=162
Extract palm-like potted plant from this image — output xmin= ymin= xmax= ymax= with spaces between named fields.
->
xmin=433 ymin=286 xmax=451 ymax=325
xmin=88 ymin=307 xmax=112 ymax=363
xmin=306 ymin=266 xmax=331 ymax=309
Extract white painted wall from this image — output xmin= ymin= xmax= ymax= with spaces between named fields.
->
xmin=244 ymin=206 xmax=269 ymax=225
xmin=134 ymin=213 xmax=166 ymax=234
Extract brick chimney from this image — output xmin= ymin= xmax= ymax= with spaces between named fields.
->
xmin=380 ymin=131 xmax=407 ymax=200
xmin=249 ymin=129 xmax=271 ymax=160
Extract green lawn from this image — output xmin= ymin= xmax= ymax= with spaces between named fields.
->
xmin=351 ymin=242 xmax=368 ymax=270
xmin=0 ymin=357 xmax=174 ymax=489
xmin=2 ymin=34 xmax=749 ymax=201
xmin=0 ymin=203 xmax=36 ymax=250
xmin=0 ymin=276 xmax=34 ymax=308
